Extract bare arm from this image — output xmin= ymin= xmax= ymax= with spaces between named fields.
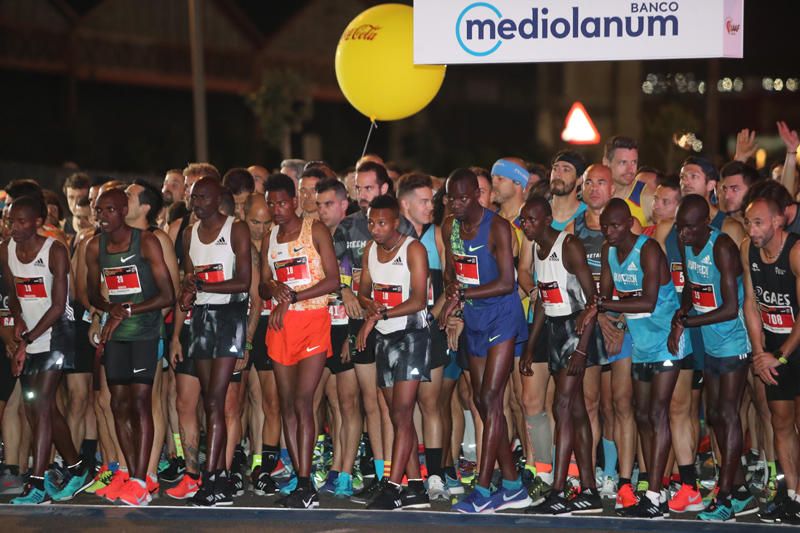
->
xmin=683 ymin=235 xmax=742 ymax=327
xmin=382 ymin=241 xmax=429 ymax=319
xmin=462 ymin=216 xmax=515 ymax=299
xmin=293 ymin=220 xmax=340 ymax=302
xmin=563 ymin=235 xmax=597 ymax=352
xmin=25 ymin=242 xmax=70 ymax=341
xmin=602 ymin=240 xmax=667 ymax=314
xmin=517 ymin=234 xmax=534 ymax=295
xmin=197 ymin=220 xmax=251 ymax=294
xmin=740 ymin=239 xmax=766 ymax=354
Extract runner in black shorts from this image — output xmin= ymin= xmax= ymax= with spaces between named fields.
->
xmin=86 ymin=188 xmax=175 ymax=506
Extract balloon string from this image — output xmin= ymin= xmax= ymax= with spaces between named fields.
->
xmin=360 ymin=119 xmax=377 ymax=160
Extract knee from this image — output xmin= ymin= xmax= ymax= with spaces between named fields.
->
xmin=634 ymin=408 xmax=650 ymax=430
xmin=479 ymin=387 xmax=504 ymax=412
xmin=110 ymin=394 xmax=128 ymax=416
xmin=669 ymin=395 xmax=690 ymax=419
xmin=224 ymin=398 xmax=239 ymax=420
xmin=553 ymin=394 xmax=572 ymax=421
xmin=131 ymin=393 xmax=150 ymax=416
xmin=292 ymin=395 xmax=312 ymax=416
xmin=203 ymin=395 xmax=223 ymax=416
xmin=521 ymin=389 xmax=543 ymax=416
xmin=390 ymin=402 xmax=414 ymax=427
xmin=648 ymin=405 xmax=669 ymax=429
xmin=613 ymin=394 xmax=633 ymax=419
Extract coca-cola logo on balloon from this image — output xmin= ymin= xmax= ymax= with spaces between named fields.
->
xmin=343 ymin=24 xmax=381 ymax=41
xmin=725 ymin=17 xmax=740 ymax=35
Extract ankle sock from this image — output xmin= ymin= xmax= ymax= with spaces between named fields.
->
xmin=601 ymin=438 xmax=618 ymax=478
xmin=424 ymin=448 xmax=443 ymax=478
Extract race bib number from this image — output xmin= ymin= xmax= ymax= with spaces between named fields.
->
xmin=103 ymin=265 xmax=142 ymax=296
xmin=15 ymin=276 xmax=46 ymax=299
xmin=274 ymin=256 xmax=311 ymax=286
xmin=329 ymin=302 xmax=348 ymax=325
xmin=184 ymin=307 xmax=193 ymax=325
xmin=262 ymin=298 xmax=273 ymax=316
xmin=538 ymin=281 xmax=564 ymax=306
xmin=194 ymin=263 xmax=225 ymax=284
xmin=427 ymin=278 xmax=434 ymax=307
xmin=760 ymin=303 xmax=795 ymax=335
xmin=617 ymin=289 xmax=650 ymax=319
xmin=592 ymin=272 xmax=601 ymax=294
xmin=670 ymin=262 xmax=684 ymax=293
xmin=454 ymin=254 xmax=479 ymax=285
xmin=352 ymin=268 xmax=362 ymax=293
xmin=691 ymin=283 xmax=717 ymax=312
xmin=373 ymin=283 xmax=403 ymax=308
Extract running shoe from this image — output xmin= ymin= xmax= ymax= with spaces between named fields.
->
xmin=445 ymin=473 xmax=464 ymax=497
xmin=525 ymin=491 xmax=570 ymax=515
xmin=51 ymin=468 xmax=91 ymax=501
xmin=271 ymin=458 xmax=292 ymax=479
xmin=116 ymin=478 xmax=151 ymax=507
xmin=351 ymin=476 xmax=385 ymax=505
xmin=619 ymin=493 xmax=663 ymax=519
xmin=158 ymin=457 xmax=185 ymax=484
xmin=278 ymin=475 xmax=297 ymax=496
xmin=599 ymin=476 xmax=617 ymax=499
xmin=189 ymin=472 xmax=217 ymax=507
xmin=11 ymin=483 xmax=51 ymax=505
xmin=282 ymin=485 xmax=319 ymax=509
xmin=0 ymin=466 xmax=23 ymax=495
xmin=166 ymin=473 xmax=200 ymax=500
xmin=567 ymin=487 xmax=603 ymax=515
xmin=614 ymin=482 xmax=638 ymax=511
xmin=520 ymin=467 xmax=535 ymax=488
xmin=668 ymin=483 xmax=704 ymax=513
xmin=401 ymin=483 xmax=431 ymax=509
xmin=85 ymin=465 xmax=113 ymax=494
xmin=319 ymin=470 xmax=338 ymax=494
xmin=635 ymin=478 xmax=649 ymax=493
xmin=492 ymin=485 xmax=532 ymax=511
xmin=215 ymin=472 xmax=233 ymax=506
xmin=97 ymin=470 xmax=129 ymax=502
xmin=367 ymin=482 xmax=403 ymax=510
xmin=758 ymin=496 xmax=788 ymax=524
xmin=231 ymin=471 xmax=244 ymax=497
xmin=146 ymin=473 xmax=159 ymax=499
xmin=526 ymin=475 xmax=552 ymax=507
xmin=451 ymin=488 xmax=498 ymax=514
xmin=44 ymin=468 xmax=64 ymax=498
xmin=731 ymin=491 xmax=758 ymax=516
xmin=426 ymin=474 xmax=447 ymax=502
xmin=784 ymin=498 xmax=800 ymax=525
xmin=698 ymin=497 xmax=735 ymax=522
xmin=254 ymin=471 xmax=279 ymax=496
xmin=333 ymin=472 xmax=353 ymax=498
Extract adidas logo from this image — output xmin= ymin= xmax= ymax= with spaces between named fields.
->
xmin=34 ymin=258 xmax=45 ymax=267
xmin=752 ymin=263 xmax=760 ymax=271
xmin=215 ymin=237 xmax=227 ymax=246
xmin=701 ymin=255 xmax=712 ymax=265
xmin=391 ymin=256 xmax=403 ymax=266
xmin=549 ymin=252 xmax=559 ymax=261
xmin=627 ymin=262 xmax=638 ymax=271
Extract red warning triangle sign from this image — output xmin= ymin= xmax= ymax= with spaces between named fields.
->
xmin=561 ymin=102 xmax=600 ymax=145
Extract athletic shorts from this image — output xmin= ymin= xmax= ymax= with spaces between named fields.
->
xmin=67 ymin=303 xmax=93 ymax=374
xmin=267 ymin=308 xmax=331 ymax=367
xmin=689 ymin=316 xmax=705 ymax=372
xmin=326 ymin=324 xmax=354 ymax=375
xmin=704 ymin=352 xmax=751 ymax=377
xmin=348 ymin=318 xmax=376 ymax=365
xmin=530 ymin=322 xmax=549 ymax=364
xmin=250 ymin=316 xmax=272 ymax=372
xmin=173 ymin=321 xmax=196 ymax=378
xmin=692 ymin=370 xmax=704 ymax=390
xmin=545 ymin=312 xmax=598 ymax=375
xmin=632 ymin=358 xmax=682 ymax=382
xmin=104 ymin=338 xmax=160 ymax=386
xmin=0 ymin=350 xmax=16 ymax=402
xmin=375 ymin=327 xmax=431 ymax=389
xmin=443 ymin=349 xmax=462 ymax=381
xmin=463 ymin=296 xmax=528 ymax=358
xmin=427 ymin=319 xmax=450 ymax=370
xmin=188 ymin=301 xmax=247 ymax=360
xmin=230 ymin=368 xmax=244 ymax=384
xmin=595 ymin=325 xmax=634 ymax=367
xmin=23 ymin=347 xmax=75 ymax=377
xmin=764 ymin=352 xmax=800 ymax=402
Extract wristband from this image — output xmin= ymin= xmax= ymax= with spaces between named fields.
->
xmin=194 ymin=277 xmax=205 ymax=291
xmin=122 ymin=303 xmax=133 ymax=317
xmin=245 ymin=341 xmax=254 ymax=352
xmin=381 ymin=309 xmax=389 ymax=321
xmin=573 ymin=348 xmax=587 ymax=357
xmin=458 ymin=287 xmax=466 ymax=302
xmin=680 ymin=314 xmax=690 ymax=328
xmin=778 ymin=356 xmax=789 ymax=365
xmin=21 ymin=332 xmax=32 ymax=345
xmin=289 ymin=290 xmax=298 ymax=304
xmin=596 ymin=296 xmax=606 ymax=313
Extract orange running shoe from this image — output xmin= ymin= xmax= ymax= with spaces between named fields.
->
xmin=166 ymin=473 xmax=201 ymax=500
xmin=116 ymin=478 xmax=151 ymax=506
xmin=146 ymin=473 xmax=160 ymax=499
xmin=97 ymin=470 xmax=129 ymax=502
xmin=669 ymin=483 xmax=704 ymax=513
xmin=615 ymin=482 xmax=638 ymax=511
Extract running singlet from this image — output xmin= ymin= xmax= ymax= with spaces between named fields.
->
xmin=267 ymin=216 xmax=327 ymax=311
xmin=368 ymin=237 xmax=427 ymax=335
xmin=533 ymin=232 xmax=585 ymax=317
xmin=608 ymin=234 xmax=682 ymax=363
xmin=0 ymin=266 xmax=12 ymax=327
xmin=574 ymin=212 xmax=603 ymax=290
xmin=749 ymin=233 xmax=800 ymax=351
xmin=8 ymin=237 xmax=74 ymax=353
xmin=420 ymin=224 xmax=442 ymax=307
xmin=189 ymin=216 xmax=246 ymax=306
xmin=551 ymin=202 xmax=587 ymax=231
xmin=99 ymin=228 xmax=160 ymax=341
xmin=624 ymin=180 xmax=648 ymax=227
xmin=684 ymin=228 xmax=750 ymax=357
xmin=665 ymin=226 xmax=685 ymax=293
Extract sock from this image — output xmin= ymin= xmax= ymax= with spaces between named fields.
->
xmin=109 ymin=462 xmax=120 ymax=473
xmin=524 ymin=463 xmax=536 ymax=475
xmin=768 ymin=461 xmax=777 ymax=480
xmin=187 ymin=471 xmax=200 ymax=480
xmin=30 ymin=475 xmax=44 ymax=490
xmin=645 ymin=490 xmax=659 ymax=505
xmin=297 ymin=476 xmax=311 ymax=489
xmin=67 ymin=459 xmax=84 ymax=476
xmin=526 ymin=412 xmax=553 ymax=464
xmin=131 ymin=478 xmax=146 ymax=488
xmin=444 ymin=466 xmax=457 ymax=479
xmin=678 ymin=464 xmax=696 ymax=488
xmin=475 ymin=484 xmax=491 ymax=497
xmin=251 ymin=454 xmax=262 ymax=471
xmin=601 ymin=438 xmax=618 ymax=478
xmin=424 ymin=448 xmax=443 ymax=478
xmin=374 ymin=459 xmax=384 ymax=479
xmin=262 ymin=445 xmax=279 ymax=473
xmin=789 ymin=489 xmax=797 ymax=500
xmin=409 ymin=478 xmax=424 ymax=492
xmin=383 ymin=460 xmax=392 ymax=479
xmin=619 ymin=477 xmax=631 ymax=487
xmin=502 ymin=476 xmax=522 ymax=491
xmin=173 ymin=433 xmax=184 ymax=458
xmin=80 ymin=440 xmax=97 ymax=465
xmin=538 ymin=470 xmax=554 ymax=484
xmin=794 ymin=492 xmax=800 ymax=503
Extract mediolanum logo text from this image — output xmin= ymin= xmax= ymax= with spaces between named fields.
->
xmin=455 ymin=2 xmax=681 ymax=57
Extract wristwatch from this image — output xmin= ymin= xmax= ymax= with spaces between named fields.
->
xmin=21 ymin=332 xmax=33 ymax=345
xmin=614 ymin=320 xmax=626 ymax=331
xmin=596 ymin=296 xmax=606 ymax=313
xmin=289 ymin=290 xmax=298 ymax=304
xmin=122 ymin=303 xmax=133 ymax=317
xmin=679 ymin=314 xmax=690 ymax=328
xmin=381 ymin=309 xmax=389 ymax=321
xmin=457 ymin=287 xmax=467 ymax=302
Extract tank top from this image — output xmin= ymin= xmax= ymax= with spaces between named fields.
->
xmin=609 ymin=234 xmax=682 ymax=363
xmin=664 ymin=225 xmax=685 ymax=293
xmin=624 ymin=180 xmax=648 ymax=227
xmin=420 ymin=224 xmax=442 ymax=307
xmin=99 ymin=228 xmax=161 ymax=341
xmin=786 ymin=205 xmax=800 ymax=235
xmin=534 ymin=232 xmax=585 ymax=317
xmin=574 ymin=212 xmax=603 ymax=290
xmin=551 ymin=202 xmax=587 ymax=231
xmin=8 ymin=237 xmax=74 ymax=353
xmin=267 ymin=217 xmax=327 ymax=311
xmin=684 ymin=228 xmax=750 ymax=357
xmin=0 ymin=258 xmax=12 ymax=327
xmin=749 ymin=233 xmax=800 ymax=351
xmin=189 ymin=216 xmax=245 ymax=306
xmin=368 ymin=237 xmax=427 ymax=335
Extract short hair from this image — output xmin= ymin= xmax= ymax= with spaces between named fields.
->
xmin=184 ymin=162 xmax=220 ymax=180
xmin=526 ymin=162 xmax=549 ymax=183
xmin=11 ymin=194 xmax=47 ymax=220
xmin=315 ymin=178 xmax=348 ymax=200
xmin=64 ymin=172 xmax=90 ymax=192
xmin=133 ymin=178 xmax=164 ymax=226
xmin=167 ymin=201 xmax=189 ymax=224
xmin=385 ymin=161 xmax=404 ymax=175
xmin=682 ymin=156 xmax=719 ymax=183
xmin=526 ymin=180 xmax=552 ymax=202
xmin=657 ymin=176 xmax=681 ymax=196
xmin=396 ymin=172 xmax=433 ymax=199
xmin=219 ymin=188 xmax=235 ymax=216
xmin=76 ymin=196 xmax=91 ymax=209
xmin=5 ymin=179 xmax=43 ymax=201
xmin=446 ymin=167 xmax=478 ymax=188
xmin=720 ymin=161 xmax=762 ymax=187
xmin=280 ymin=159 xmax=306 ymax=177
xmin=368 ymin=194 xmax=399 ymax=216
xmin=745 ymin=179 xmax=794 ymax=211
xmin=356 ymin=161 xmax=393 ymax=193
xmin=637 ymin=165 xmax=664 ymax=182
xmin=43 ymin=189 xmax=64 ymax=220
xmin=469 ymin=166 xmax=491 ymax=181
xmin=604 ymin=135 xmax=638 ymax=161
xmin=525 ymin=195 xmax=552 ymax=218
xmin=432 ymin=187 xmax=447 ymax=226
xmin=91 ymin=175 xmax=113 ymax=188
xmin=166 ymin=168 xmax=183 ymax=176
xmin=264 ymin=173 xmax=296 ymax=198
xmin=222 ymin=168 xmax=255 ymax=195
xmin=300 ymin=167 xmax=327 ymax=181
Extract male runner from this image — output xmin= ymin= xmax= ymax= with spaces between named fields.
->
xmin=520 ymin=196 xmax=601 ymax=515
xmin=549 ymin=151 xmax=588 ymax=230
xmin=604 ymin=136 xmax=655 ymax=226
xmin=441 ymin=168 xmax=531 ymax=514
xmin=162 ymin=169 xmax=185 ymax=210
xmin=222 ymin=168 xmax=255 ymax=222
xmin=86 ymin=188 xmax=175 ymax=506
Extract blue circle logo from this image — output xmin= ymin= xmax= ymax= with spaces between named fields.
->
xmin=455 ymin=2 xmax=503 ymax=57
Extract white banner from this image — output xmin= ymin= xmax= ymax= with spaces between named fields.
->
xmin=414 ymin=0 xmax=743 ymax=64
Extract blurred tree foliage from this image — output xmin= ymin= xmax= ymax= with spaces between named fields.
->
xmin=246 ymin=68 xmax=313 ymax=150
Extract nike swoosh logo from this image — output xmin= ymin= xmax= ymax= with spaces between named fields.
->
xmin=306 ymin=345 xmax=320 ymax=352
xmin=133 ymin=368 xmax=146 ymax=373
xmin=489 ymin=335 xmax=501 ymax=342
xmin=503 ymin=489 xmax=524 ymax=501
xmin=120 ymin=255 xmax=135 ymax=263
xmin=302 ymin=497 xmax=313 ymax=507
xmin=293 ymin=246 xmax=304 ymax=253
xmin=472 ymin=500 xmax=493 ymax=512
xmin=468 ymin=245 xmax=484 ymax=252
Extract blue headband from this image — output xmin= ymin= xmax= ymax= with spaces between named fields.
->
xmin=491 ymin=159 xmax=529 ymax=188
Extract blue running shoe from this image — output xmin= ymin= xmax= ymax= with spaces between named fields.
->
xmin=278 ymin=475 xmax=297 ymax=496
xmin=11 ymin=484 xmax=51 ymax=505
xmin=491 ymin=485 xmax=532 ymax=511
xmin=731 ymin=490 xmax=758 ymax=516
xmin=698 ymin=498 xmax=735 ymax=522
xmin=334 ymin=472 xmax=353 ymax=498
xmin=452 ymin=488 xmax=497 ymax=514
xmin=320 ymin=470 xmax=338 ymax=494
xmin=52 ymin=469 xmax=91 ymax=501
xmin=445 ymin=473 xmax=464 ymax=496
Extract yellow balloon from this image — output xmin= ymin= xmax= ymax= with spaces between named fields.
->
xmin=335 ymin=4 xmax=446 ymax=122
